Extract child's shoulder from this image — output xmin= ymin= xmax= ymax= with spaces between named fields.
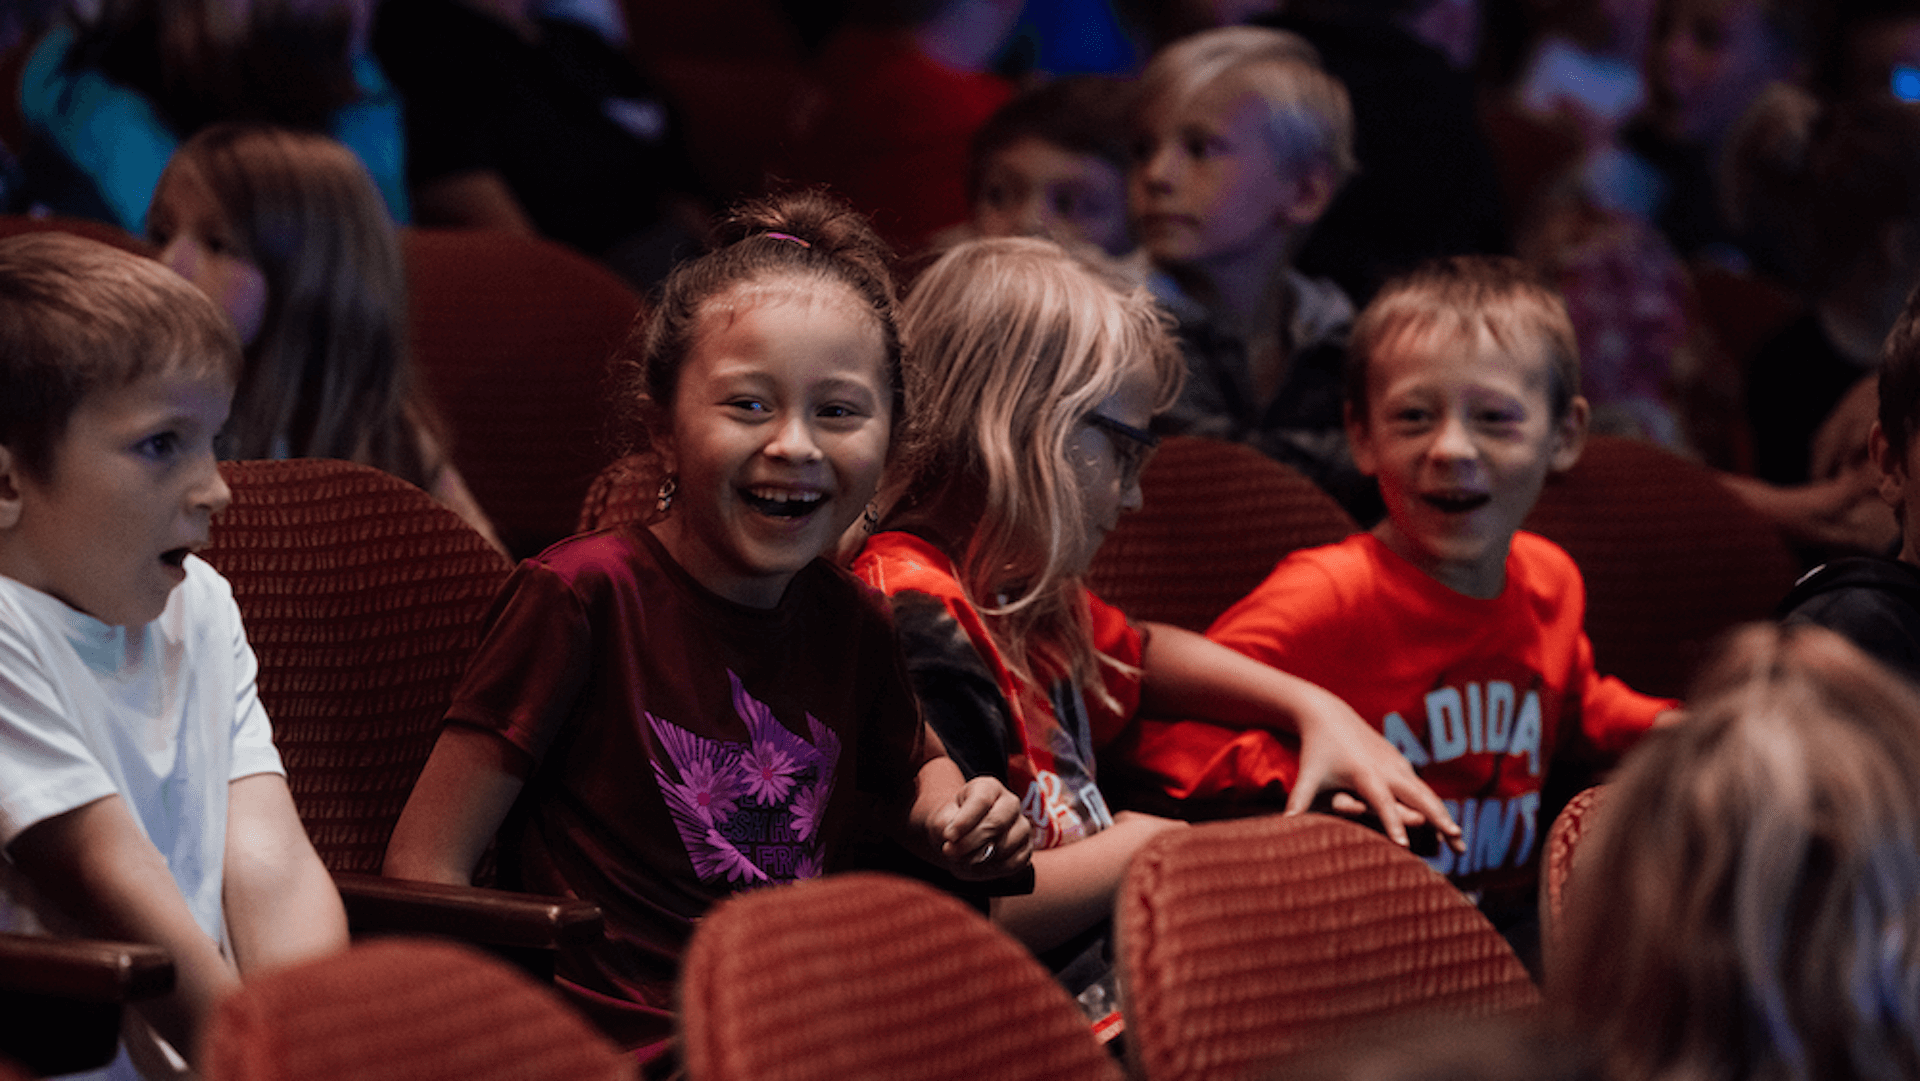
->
xmin=851 ymin=531 xmax=968 ymax=603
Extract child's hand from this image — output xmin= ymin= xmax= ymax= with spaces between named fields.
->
xmin=930 ymin=776 xmax=1034 ymax=880
xmin=1290 ymin=686 xmax=1465 ymax=854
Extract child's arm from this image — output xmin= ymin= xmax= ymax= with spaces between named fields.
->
xmin=222 ymin=773 xmax=347 ymax=974
xmin=6 ymin=795 xmax=242 ymax=1061
xmin=893 ymin=726 xmax=1034 ymax=880
xmin=1136 ymin=620 xmax=1464 ymax=851
xmin=991 ymin=810 xmax=1186 ymax=951
xmin=383 ymin=724 xmax=532 ymax=885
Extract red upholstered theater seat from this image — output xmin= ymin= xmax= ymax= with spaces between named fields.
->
xmin=202 ymin=459 xmax=512 ymax=874
xmin=1523 ymin=434 xmax=1800 ymax=699
xmin=403 ymin=227 xmax=643 ymax=560
xmin=200 ymin=939 xmax=628 ymax=1081
xmin=1117 ymin=814 xmax=1540 ymax=1081
xmin=1088 ymin=436 xmax=1358 ymax=632
xmin=576 ymin=454 xmax=659 ymax=534
xmin=679 ymin=873 xmax=1122 ymax=1081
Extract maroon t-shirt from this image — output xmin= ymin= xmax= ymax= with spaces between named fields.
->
xmin=446 ymin=526 xmax=926 ymax=1054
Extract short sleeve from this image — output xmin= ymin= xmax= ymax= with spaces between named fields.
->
xmin=221 ymin=588 xmax=282 ymax=783
xmin=1085 ymin=590 xmax=1145 ymax=750
xmin=1574 ymin=633 xmax=1675 ymax=759
xmin=0 ymin=619 xmax=116 ymax=847
xmin=1205 ymin=550 xmax=1350 ymax=668
xmin=444 ymin=559 xmax=594 ymax=763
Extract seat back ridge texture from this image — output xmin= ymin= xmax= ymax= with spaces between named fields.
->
xmin=200 ymin=938 xmax=628 ymax=1081
xmin=1087 ymin=436 xmax=1357 ymax=633
xmin=201 ymin=459 xmax=512 ymax=874
xmin=679 ymin=872 xmax=1122 ymax=1081
xmin=1118 ymin=814 xmax=1540 ymax=1081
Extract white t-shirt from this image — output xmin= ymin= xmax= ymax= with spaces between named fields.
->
xmin=0 ymin=555 xmax=282 ymax=1079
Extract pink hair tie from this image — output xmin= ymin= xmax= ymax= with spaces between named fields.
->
xmin=762 ymin=232 xmax=812 ymax=248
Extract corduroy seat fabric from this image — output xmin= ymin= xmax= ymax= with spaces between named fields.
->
xmin=200 ymin=938 xmax=628 ymax=1081
xmin=1117 ymin=814 xmax=1541 ymax=1081
xmin=201 ymin=459 xmax=512 ymax=874
xmin=576 ymin=454 xmax=661 ymax=534
xmin=678 ymin=872 xmax=1122 ymax=1081
xmin=1087 ymin=436 xmax=1357 ymax=632
xmin=403 ymin=227 xmax=643 ymax=560
xmin=1539 ymin=785 xmax=1607 ymax=967
xmin=1523 ymin=434 xmax=1800 ymax=699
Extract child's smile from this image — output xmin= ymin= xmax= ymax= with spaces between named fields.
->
xmin=1350 ymin=330 xmax=1587 ymax=599
xmin=652 ymin=278 xmax=891 ymax=608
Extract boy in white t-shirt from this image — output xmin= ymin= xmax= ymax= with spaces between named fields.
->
xmin=0 ymin=232 xmax=346 ymax=1078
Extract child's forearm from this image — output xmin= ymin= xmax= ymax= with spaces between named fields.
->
xmin=7 ymin=796 xmax=242 ymax=1061
xmin=1137 ymin=620 xmax=1345 ymax=731
xmin=222 ymin=773 xmax=347 ymax=974
xmin=990 ymin=811 xmax=1185 ymax=952
xmin=383 ymin=725 xmax=530 ymax=886
xmin=1136 ymin=620 xmax=1462 ymax=850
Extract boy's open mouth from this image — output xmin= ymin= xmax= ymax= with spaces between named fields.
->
xmin=159 ymin=548 xmax=191 ymax=568
xmin=741 ymin=488 xmax=825 ymax=519
xmin=1421 ymin=492 xmax=1492 ymax=515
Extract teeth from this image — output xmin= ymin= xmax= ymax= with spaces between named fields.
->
xmin=748 ymin=489 xmax=822 ymax=504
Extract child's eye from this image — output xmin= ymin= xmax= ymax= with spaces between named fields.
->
xmin=725 ymin=398 xmax=770 ymax=415
xmin=817 ymin=402 xmax=868 ymax=421
xmin=133 ymin=432 xmax=182 ymax=460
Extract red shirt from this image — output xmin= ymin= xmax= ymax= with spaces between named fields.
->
xmin=1127 ymin=531 xmax=1671 ymax=894
xmin=448 ymin=527 xmax=924 ymax=1054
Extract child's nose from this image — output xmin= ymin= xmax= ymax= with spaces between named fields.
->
xmin=1427 ymin=414 xmax=1478 ymax=462
xmin=194 ymin=458 xmax=232 ymax=516
xmin=764 ymin=413 xmax=823 ymax=462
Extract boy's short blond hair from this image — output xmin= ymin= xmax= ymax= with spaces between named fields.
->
xmin=1136 ymin=25 xmax=1357 ymax=186
xmin=0 ymin=232 xmax=240 ymax=482
xmin=1346 ymin=256 xmax=1581 ymax=423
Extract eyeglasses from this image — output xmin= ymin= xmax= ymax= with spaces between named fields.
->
xmin=1083 ymin=411 xmax=1160 ymax=485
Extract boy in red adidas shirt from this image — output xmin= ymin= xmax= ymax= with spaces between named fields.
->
xmin=1124 ymin=256 xmax=1676 ymax=934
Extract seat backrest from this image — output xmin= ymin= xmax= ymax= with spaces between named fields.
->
xmin=1117 ymin=814 xmax=1541 ymax=1081
xmin=1087 ymin=436 xmax=1358 ymax=631
xmin=576 ymin=454 xmax=660 ymax=534
xmin=1523 ymin=435 xmax=1800 ymax=698
xmin=679 ymin=872 xmax=1123 ymax=1081
xmin=200 ymin=938 xmax=627 ymax=1081
xmin=403 ymin=227 xmax=642 ymax=560
xmin=200 ymin=459 xmax=512 ymax=874
xmin=1539 ymin=785 xmax=1607 ymax=969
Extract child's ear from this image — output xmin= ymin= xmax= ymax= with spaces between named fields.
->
xmin=0 ymin=445 xmax=24 ymax=530
xmin=1281 ymin=165 xmax=1339 ymax=228
xmin=1344 ymin=400 xmax=1378 ymax=477
xmin=1871 ymin=421 xmax=1907 ymax=508
xmin=1548 ymin=395 xmax=1590 ymax=473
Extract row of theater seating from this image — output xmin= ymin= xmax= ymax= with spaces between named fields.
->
xmin=0 ymin=434 xmax=1785 ymax=1077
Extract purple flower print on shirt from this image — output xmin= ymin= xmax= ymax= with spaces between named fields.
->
xmin=651 ymin=671 xmax=840 ymax=886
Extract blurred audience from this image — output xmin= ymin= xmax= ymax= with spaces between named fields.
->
xmin=371 ymin=0 xmax=712 ymax=288
xmin=16 ymin=0 xmax=408 ymax=231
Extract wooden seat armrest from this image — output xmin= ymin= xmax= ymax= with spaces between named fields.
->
xmin=332 ymin=871 xmax=604 ymax=951
xmin=0 ymin=931 xmax=174 ymax=1002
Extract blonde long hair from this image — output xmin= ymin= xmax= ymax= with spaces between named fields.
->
xmin=1552 ymin=622 xmax=1920 ymax=1081
xmin=154 ymin=123 xmax=438 ymax=488
xmin=881 ymin=238 xmax=1183 ymax=695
